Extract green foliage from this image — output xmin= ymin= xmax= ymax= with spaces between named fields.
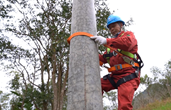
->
xmin=0 ymin=0 xmax=13 ymax=18
xmin=2 ymin=0 xmax=72 ymax=109
xmin=0 ymin=0 xmax=14 ymax=61
xmin=95 ymin=1 xmax=111 ymax=53
xmin=10 ymin=84 xmax=53 ymax=109
xmin=0 ymin=90 xmax=10 ymax=110
xmin=150 ymin=59 xmax=171 ymax=87
xmin=10 ymin=73 xmax=20 ymax=90
xmin=96 ymin=2 xmax=110 ymax=37
xmin=140 ymin=74 xmax=153 ymax=86
xmin=140 ymin=59 xmax=171 ymax=87
xmin=103 ymin=91 xmax=118 ymax=110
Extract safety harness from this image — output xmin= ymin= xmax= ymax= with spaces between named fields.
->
xmin=102 ymin=33 xmax=143 ymax=89
xmin=67 ymin=32 xmax=144 ymax=89
xmin=103 ymin=52 xmax=143 ymax=89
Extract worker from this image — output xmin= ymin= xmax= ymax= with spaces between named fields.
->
xmin=90 ymin=15 xmax=143 ymax=110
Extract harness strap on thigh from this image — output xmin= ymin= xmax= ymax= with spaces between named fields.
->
xmin=103 ymin=72 xmax=138 ymax=89
xmin=116 ymin=73 xmax=137 ymax=87
xmin=103 ymin=74 xmax=118 ymax=89
xmin=106 ymin=74 xmax=118 ymax=89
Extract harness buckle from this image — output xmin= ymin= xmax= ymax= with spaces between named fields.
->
xmin=112 ymin=51 xmax=118 ymax=56
xmin=135 ymin=68 xmax=139 ymax=77
xmin=123 ymin=77 xmax=126 ymax=82
xmin=122 ymin=56 xmax=135 ymax=66
xmin=103 ymin=74 xmax=108 ymax=80
xmin=130 ymin=60 xmax=135 ymax=67
xmin=134 ymin=54 xmax=137 ymax=60
xmin=114 ymin=64 xmax=122 ymax=70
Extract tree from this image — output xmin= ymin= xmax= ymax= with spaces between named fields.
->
xmin=2 ymin=0 xmax=113 ymax=109
xmin=0 ymin=91 xmax=10 ymax=110
xmin=67 ymin=0 xmax=103 ymax=110
xmin=103 ymin=91 xmax=118 ymax=110
xmin=0 ymin=0 xmax=12 ymax=18
xmin=0 ymin=0 xmax=14 ymax=60
xmin=150 ymin=60 xmax=171 ymax=97
xmin=5 ymin=0 xmax=72 ymax=109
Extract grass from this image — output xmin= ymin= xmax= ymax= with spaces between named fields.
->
xmin=136 ymin=97 xmax=171 ymax=110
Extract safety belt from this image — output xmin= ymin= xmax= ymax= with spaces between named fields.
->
xmin=103 ymin=53 xmax=144 ymax=89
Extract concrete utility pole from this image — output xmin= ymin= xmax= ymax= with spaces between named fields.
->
xmin=67 ymin=0 xmax=103 ymax=110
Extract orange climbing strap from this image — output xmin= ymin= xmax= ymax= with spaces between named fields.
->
xmin=67 ymin=32 xmax=122 ymax=55
xmin=67 ymin=32 xmax=94 ymax=44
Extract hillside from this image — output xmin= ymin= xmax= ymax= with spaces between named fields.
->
xmin=136 ymin=97 xmax=171 ymax=110
xmin=132 ymin=83 xmax=171 ymax=109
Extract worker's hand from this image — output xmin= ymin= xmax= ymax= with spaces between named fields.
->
xmin=90 ymin=36 xmax=107 ymax=45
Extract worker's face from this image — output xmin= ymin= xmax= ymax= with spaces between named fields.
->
xmin=108 ymin=22 xmax=122 ymax=36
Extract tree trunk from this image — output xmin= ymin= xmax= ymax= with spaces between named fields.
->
xmin=67 ymin=0 xmax=103 ymax=110
xmin=52 ymin=53 xmax=58 ymax=110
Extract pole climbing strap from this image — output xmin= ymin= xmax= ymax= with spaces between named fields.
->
xmin=67 ymin=32 xmax=123 ymax=56
xmin=67 ymin=32 xmax=94 ymax=44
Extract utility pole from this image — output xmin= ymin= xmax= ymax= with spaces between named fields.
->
xmin=67 ymin=0 xmax=103 ymax=110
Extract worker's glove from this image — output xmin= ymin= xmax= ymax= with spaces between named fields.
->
xmin=90 ymin=36 xmax=107 ymax=45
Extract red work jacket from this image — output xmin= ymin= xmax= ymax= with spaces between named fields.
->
xmin=99 ymin=31 xmax=140 ymax=82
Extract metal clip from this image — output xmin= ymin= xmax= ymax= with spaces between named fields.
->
xmin=123 ymin=78 xmax=126 ymax=82
xmin=103 ymin=75 xmax=108 ymax=80
xmin=114 ymin=64 xmax=122 ymax=70
xmin=130 ymin=61 xmax=135 ymax=67
xmin=135 ymin=69 xmax=139 ymax=77
xmin=112 ymin=51 xmax=118 ymax=56
xmin=122 ymin=56 xmax=135 ymax=66
xmin=134 ymin=54 xmax=137 ymax=60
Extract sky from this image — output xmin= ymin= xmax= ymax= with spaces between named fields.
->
xmin=101 ymin=0 xmax=171 ymax=78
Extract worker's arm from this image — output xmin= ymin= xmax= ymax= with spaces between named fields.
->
xmin=106 ymin=31 xmax=137 ymax=51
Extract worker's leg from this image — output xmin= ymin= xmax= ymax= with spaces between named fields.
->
xmin=117 ymin=79 xmax=139 ymax=110
xmin=101 ymin=78 xmax=115 ymax=95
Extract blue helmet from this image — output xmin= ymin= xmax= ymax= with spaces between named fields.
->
xmin=107 ymin=15 xmax=125 ymax=28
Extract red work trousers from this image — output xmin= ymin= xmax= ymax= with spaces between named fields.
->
xmin=101 ymin=77 xmax=140 ymax=110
